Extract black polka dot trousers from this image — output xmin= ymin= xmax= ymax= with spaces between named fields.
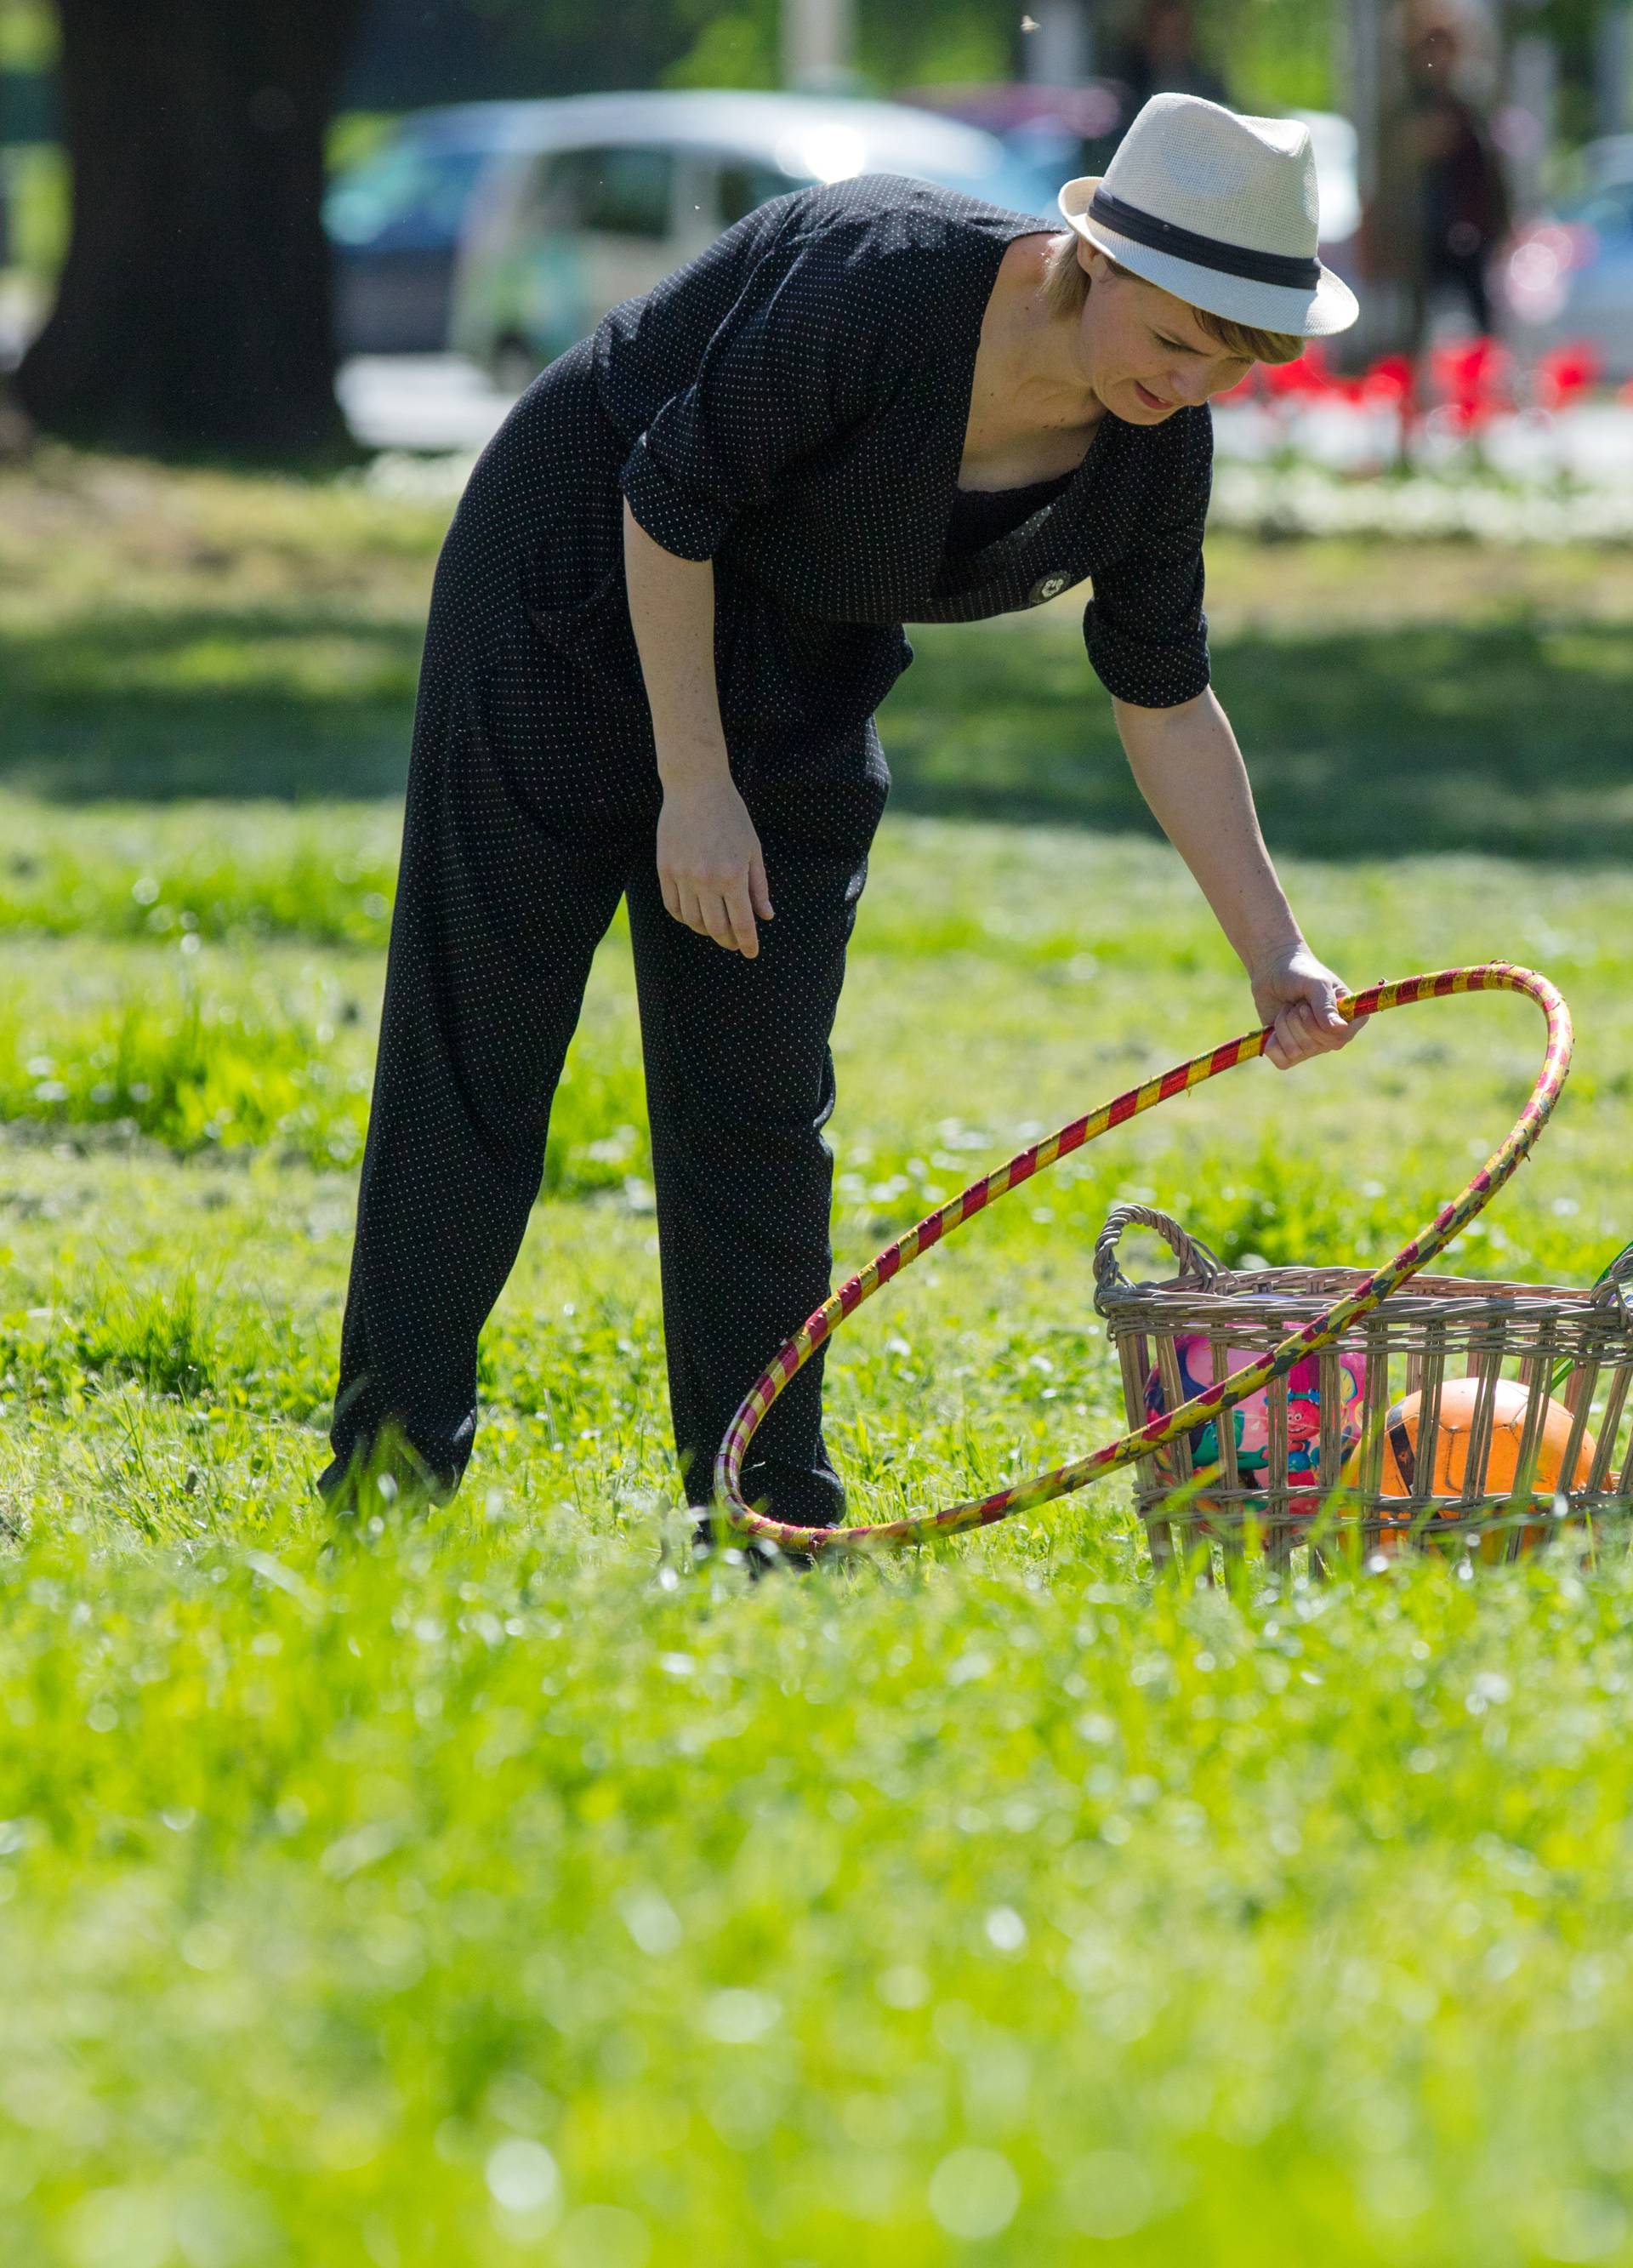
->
xmin=322 ymin=426 xmax=889 ymax=1524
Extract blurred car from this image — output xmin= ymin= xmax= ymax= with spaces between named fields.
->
xmin=326 ymin=91 xmax=1361 ymax=366
xmin=1504 ymin=147 xmax=1633 ymax=380
xmin=328 ymin=92 xmax=1055 ymax=368
xmin=327 ymin=104 xmax=551 ymax=354
xmin=446 ymin=90 xmax=1061 ymax=385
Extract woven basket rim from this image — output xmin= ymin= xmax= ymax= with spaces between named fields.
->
xmin=1099 ymin=1262 xmax=1624 ymax=1313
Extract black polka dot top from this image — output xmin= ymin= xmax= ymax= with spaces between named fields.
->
xmin=594 ymin=174 xmax=1213 ymax=750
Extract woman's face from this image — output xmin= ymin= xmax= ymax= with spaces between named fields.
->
xmin=1073 ymin=243 xmax=1255 ymax=422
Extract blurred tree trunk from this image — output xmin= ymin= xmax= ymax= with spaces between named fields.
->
xmin=12 ymin=0 xmax=364 ymax=460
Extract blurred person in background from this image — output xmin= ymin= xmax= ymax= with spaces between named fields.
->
xmin=1405 ymin=14 xmax=1512 ymax=334
xmin=1108 ymin=2 xmax=1230 ymax=117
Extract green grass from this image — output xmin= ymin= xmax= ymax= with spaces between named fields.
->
xmin=0 ymin=814 xmax=1630 ymax=2267
xmin=0 ymin=800 xmax=401 ymax=947
xmin=889 ymin=615 xmax=1633 ymax=861
xmin=14 ymin=1508 xmax=1633 ymax=2268
xmin=3 ymin=458 xmax=1633 ymax=2264
xmin=6 ymin=452 xmax=1633 ymax=862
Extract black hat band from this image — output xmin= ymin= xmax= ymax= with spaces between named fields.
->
xmin=1089 ymin=187 xmax=1321 ymax=292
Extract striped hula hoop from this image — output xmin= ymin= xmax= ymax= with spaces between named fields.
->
xmin=713 ymin=964 xmax=1573 ymax=1557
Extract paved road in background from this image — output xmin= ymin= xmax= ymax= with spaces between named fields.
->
xmin=339 ymin=356 xmax=519 ymax=454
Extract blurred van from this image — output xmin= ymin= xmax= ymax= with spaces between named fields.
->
xmin=327 ymin=104 xmax=550 ymax=355
xmin=446 ymin=90 xmax=1059 ymax=386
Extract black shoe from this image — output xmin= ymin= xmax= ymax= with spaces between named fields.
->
xmin=317 ymin=1438 xmax=458 ymax=1519
xmin=687 ymin=1512 xmax=789 ymax=1580
xmin=687 ymin=1458 xmax=845 ymax=1577
xmin=743 ymin=1457 xmax=846 ymax=1530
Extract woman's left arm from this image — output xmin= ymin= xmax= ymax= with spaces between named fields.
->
xmin=1112 ymin=686 xmax=1363 ymax=1072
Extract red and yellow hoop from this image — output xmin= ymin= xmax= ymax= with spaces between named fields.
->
xmin=714 ymin=964 xmax=1573 ymax=1555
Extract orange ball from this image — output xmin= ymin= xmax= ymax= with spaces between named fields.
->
xmin=1339 ymin=1377 xmax=1595 ymax=1555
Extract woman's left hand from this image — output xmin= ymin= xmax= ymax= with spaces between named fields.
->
xmin=1249 ymin=944 xmax=1365 ymax=1071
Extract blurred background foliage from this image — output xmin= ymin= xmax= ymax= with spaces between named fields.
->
xmin=338 ymin=0 xmax=1334 ymax=114
xmin=342 ymin=0 xmax=1617 ymax=121
xmin=362 ymin=0 xmax=1632 ymax=141
xmin=3 ymin=0 xmax=1624 ymax=130
xmin=3 ymin=0 xmax=1625 ymax=298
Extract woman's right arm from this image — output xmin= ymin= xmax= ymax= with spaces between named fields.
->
xmin=616 ymin=197 xmax=914 ymax=956
xmin=624 ymin=499 xmax=772 ymax=959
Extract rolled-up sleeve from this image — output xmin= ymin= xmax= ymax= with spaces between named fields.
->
xmin=620 ymin=433 xmax=735 ymax=562
xmin=1083 ymin=407 xmax=1213 ymax=707
xmin=620 ymin=212 xmax=909 ymax=563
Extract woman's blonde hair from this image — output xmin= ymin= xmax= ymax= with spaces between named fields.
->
xmin=1041 ymin=227 xmax=1304 ymax=366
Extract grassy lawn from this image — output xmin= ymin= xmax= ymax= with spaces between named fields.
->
xmin=1 ymin=455 xmax=1632 ymax=2265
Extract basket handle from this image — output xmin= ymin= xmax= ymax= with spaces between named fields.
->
xmin=1590 ymin=1239 xmax=1633 ymax=1316
xmin=1092 ymin=1203 xmax=1224 ymax=1316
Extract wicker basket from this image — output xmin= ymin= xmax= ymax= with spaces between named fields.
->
xmin=1093 ymin=1203 xmax=1633 ymax=1564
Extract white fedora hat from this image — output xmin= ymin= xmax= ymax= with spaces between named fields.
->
xmin=1059 ymin=91 xmax=1358 ymax=338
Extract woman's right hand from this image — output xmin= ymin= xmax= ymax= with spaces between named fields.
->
xmin=656 ymin=765 xmax=774 ymax=958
